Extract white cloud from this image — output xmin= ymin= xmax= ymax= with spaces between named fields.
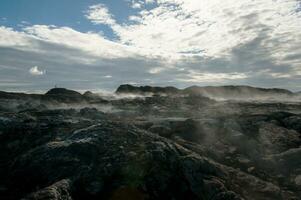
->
xmin=0 ymin=26 xmax=31 ymax=47
xmin=29 ymin=66 xmax=45 ymax=76
xmin=145 ymin=0 xmax=155 ymax=4
xmin=132 ymin=2 xmax=142 ymax=9
xmin=149 ymin=67 xmax=165 ymax=74
xmin=111 ymin=0 xmax=301 ymax=62
xmin=85 ymin=4 xmax=116 ymax=25
xmin=21 ymin=21 xmax=30 ymax=25
xmin=23 ymin=25 xmax=138 ymax=60
xmin=87 ymin=0 xmax=301 ymax=83
xmin=83 ymin=0 xmax=301 ymax=80
xmin=128 ymin=15 xmax=142 ymax=22
xmin=129 ymin=0 xmax=147 ymax=9
xmin=0 ymin=25 xmax=142 ymax=66
xmin=1 ymin=1 xmax=301 ymax=91
xmin=178 ymin=71 xmax=248 ymax=83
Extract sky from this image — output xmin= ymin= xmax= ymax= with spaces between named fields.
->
xmin=0 ymin=0 xmax=301 ymax=92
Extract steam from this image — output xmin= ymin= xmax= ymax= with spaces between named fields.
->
xmin=92 ymin=91 xmax=153 ymax=100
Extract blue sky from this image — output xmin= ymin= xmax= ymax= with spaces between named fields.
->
xmin=0 ymin=0 xmax=300 ymax=92
xmin=0 ymin=0 xmax=131 ymax=37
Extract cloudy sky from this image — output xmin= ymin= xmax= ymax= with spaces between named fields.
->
xmin=0 ymin=0 xmax=301 ymax=92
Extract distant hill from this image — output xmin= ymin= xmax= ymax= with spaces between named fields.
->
xmin=0 ymin=85 xmax=299 ymax=102
xmin=0 ymin=91 xmax=42 ymax=100
xmin=116 ymin=84 xmax=180 ymax=95
xmin=116 ymin=84 xmax=299 ymax=101
xmin=183 ymin=85 xmax=294 ymax=100
xmin=0 ymin=88 xmax=85 ymax=103
xmin=45 ymin=88 xmax=82 ymax=97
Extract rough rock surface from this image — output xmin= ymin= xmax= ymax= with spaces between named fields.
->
xmin=0 ymin=87 xmax=301 ymax=199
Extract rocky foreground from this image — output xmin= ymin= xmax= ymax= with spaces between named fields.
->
xmin=0 ymin=85 xmax=301 ymax=200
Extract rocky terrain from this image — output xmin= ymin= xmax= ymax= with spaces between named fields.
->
xmin=0 ymin=85 xmax=301 ymax=200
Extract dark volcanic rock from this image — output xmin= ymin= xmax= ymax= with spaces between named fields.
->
xmin=184 ymin=85 xmax=293 ymax=98
xmin=45 ymin=88 xmax=82 ymax=97
xmin=116 ymin=84 xmax=180 ymax=95
xmin=116 ymin=84 xmax=297 ymax=101
xmin=0 ymin=91 xmax=42 ymax=100
xmin=283 ymin=115 xmax=301 ymax=133
xmin=1 ymin=86 xmax=301 ymax=200
xmin=23 ymin=179 xmax=72 ymax=200
xmin=1 ymin=114 xmax=299 ymax=199
xmin=83 ymin=91 xmax=93 ymax=96
xmin=82 ymin=91 xmax=109 ymax=104
xmin=44 ymin=88 xmax=84 ymax=103
xmin=2 ymin=120 xmax=244 ymax=200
